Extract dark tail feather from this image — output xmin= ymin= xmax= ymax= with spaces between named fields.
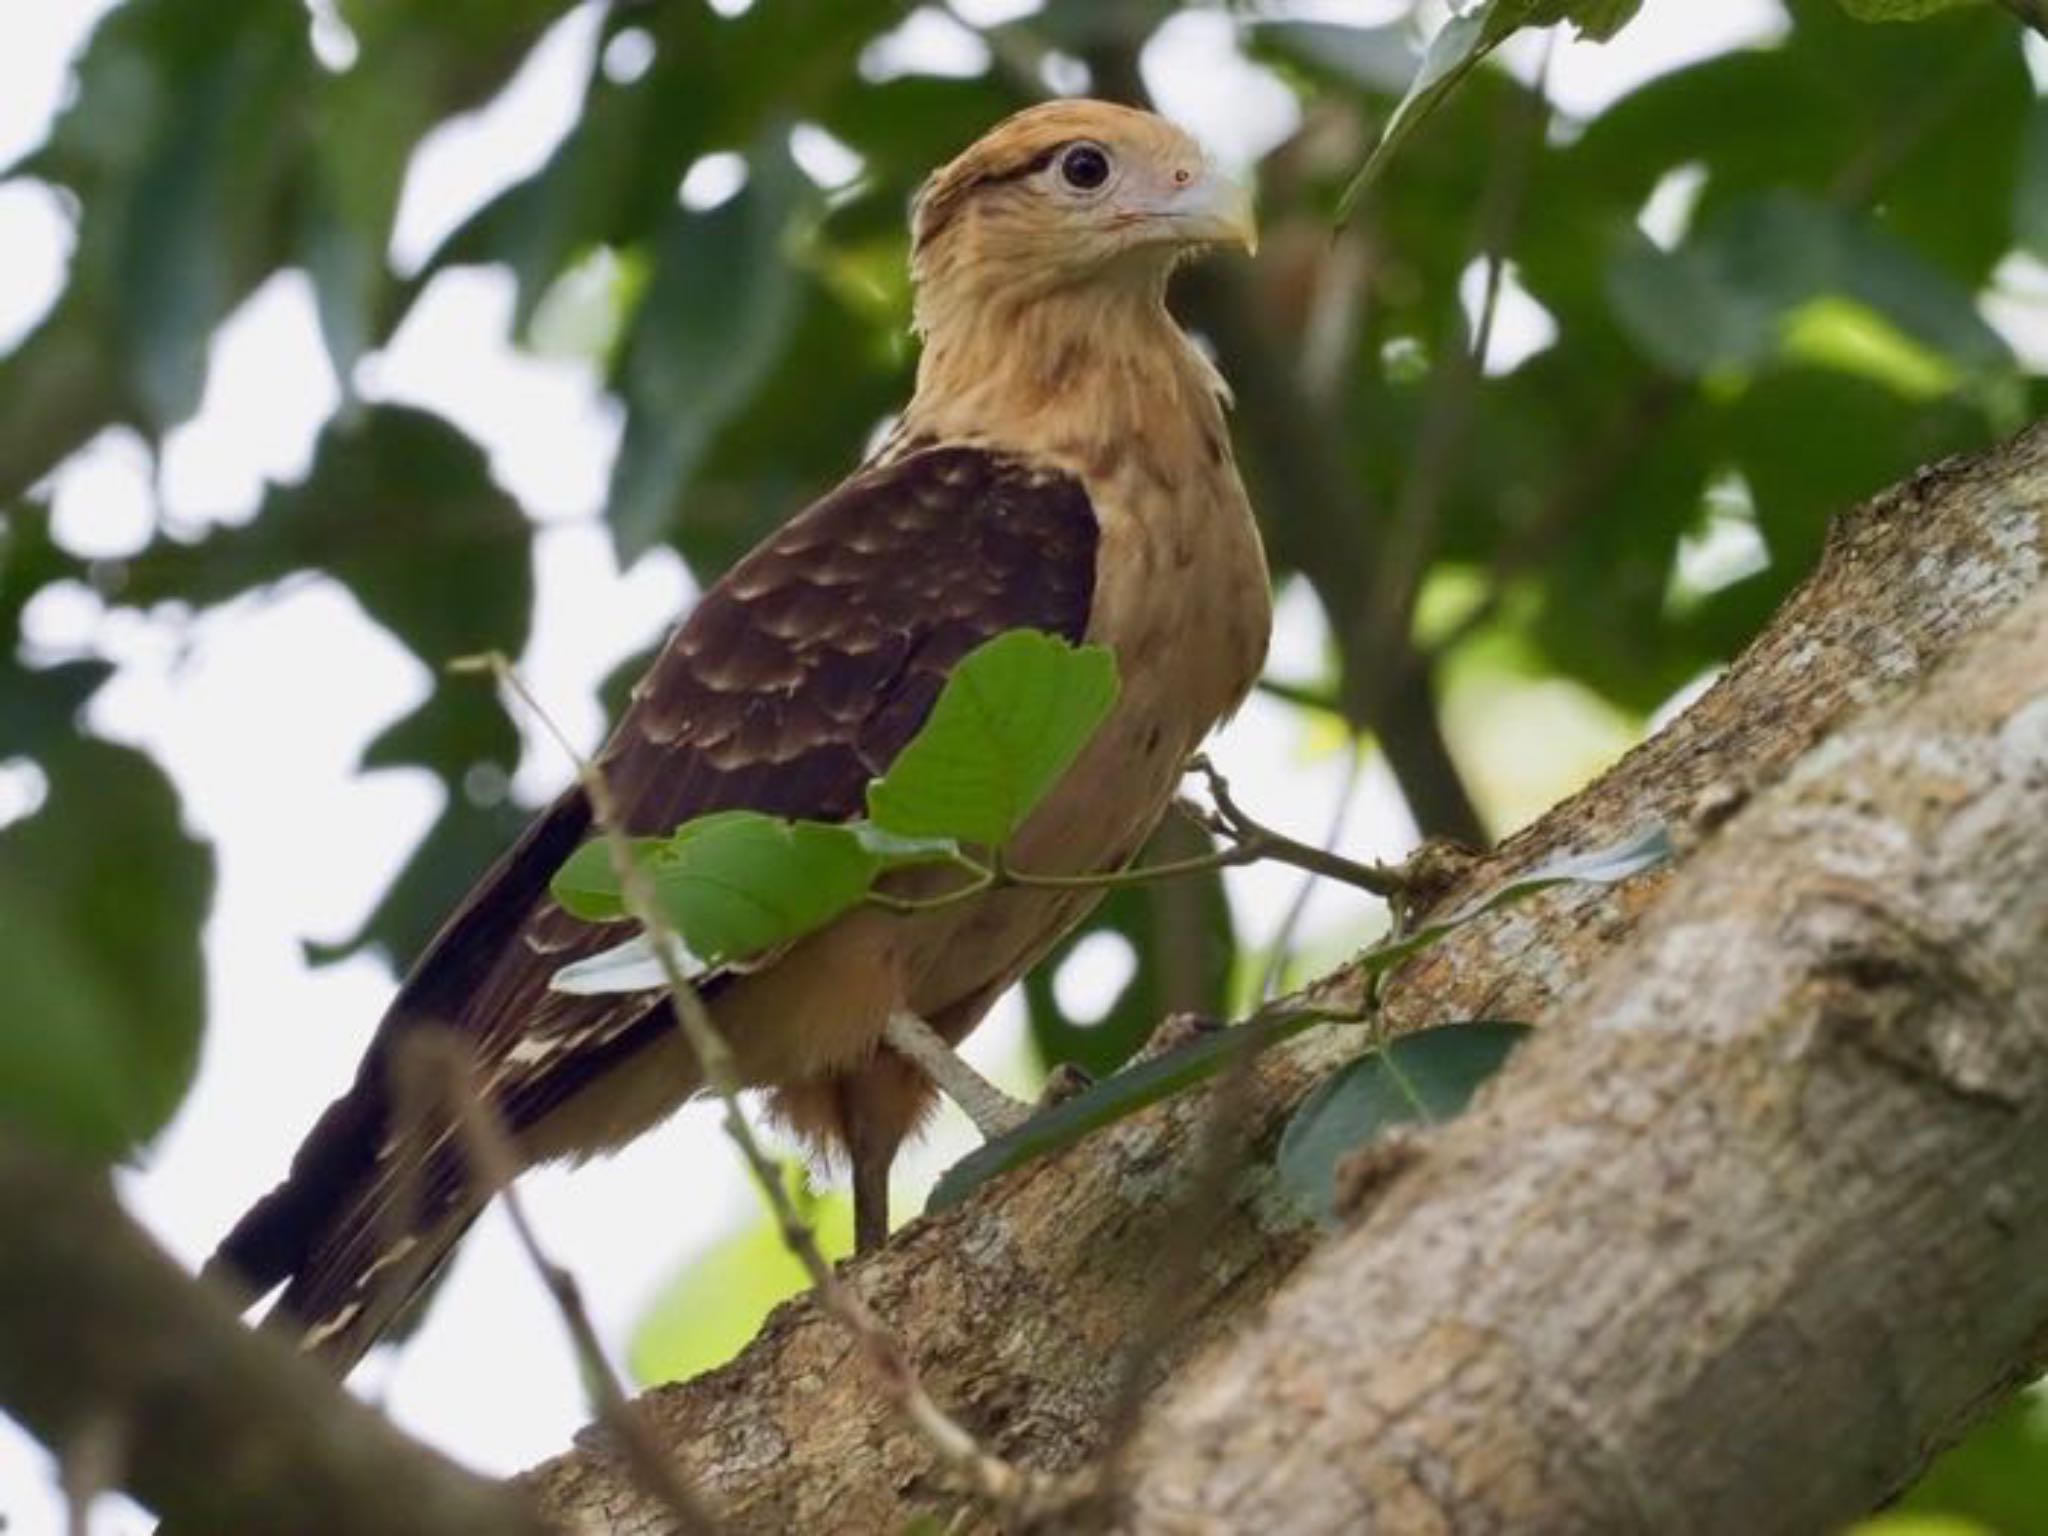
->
xmin=203 ymin=1069 xmax=484 ymax=1380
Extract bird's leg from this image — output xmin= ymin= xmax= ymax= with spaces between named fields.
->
xmin=851 ymin=1138 xmax=891 ymax=1256
xmin=883 ymin=1011 xmax=1033 ymax=1141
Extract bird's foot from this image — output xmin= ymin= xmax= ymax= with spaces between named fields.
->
xmin=1037 ymin=1061 xmax=1095 ymax=1108
xmin=884 ymin=1011 xmax=1033 ymax=1141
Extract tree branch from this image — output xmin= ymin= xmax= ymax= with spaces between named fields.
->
xmin=1125 ymin=536 xmax=2048 ymax=1534
xmin=0 ymin=1129 xmax=552 ymax=1536
xmin=523 ymin=427 xmax=2048 ymax=1531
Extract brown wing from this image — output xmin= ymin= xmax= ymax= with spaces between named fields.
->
xmin=208 ymin=444 xmax=1098 ymax=1365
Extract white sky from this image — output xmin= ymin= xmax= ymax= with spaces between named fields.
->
xmin=21 ymin=1 xmax=2006 ymax=1530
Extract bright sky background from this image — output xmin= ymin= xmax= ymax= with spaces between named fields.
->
xmin=17 ymin=0 xmax=2005 ymax=1530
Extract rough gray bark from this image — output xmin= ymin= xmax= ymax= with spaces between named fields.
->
xmin=523 ymin=428 xmax=2048 ymax=1533
xmin=0 ymin=1129 xmax=552 ymax=1536
xmin=1126 ymin=539 xmax=2048 ymax=1534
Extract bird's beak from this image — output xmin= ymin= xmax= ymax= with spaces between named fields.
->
xmin=1155 ymin=166 xmax=1259 ymax=257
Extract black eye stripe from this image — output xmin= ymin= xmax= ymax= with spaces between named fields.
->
xmin=977 ymin=143 xmax=1065 ymax=188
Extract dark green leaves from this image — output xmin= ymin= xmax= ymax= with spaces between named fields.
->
xmin=1276 ymin=1021 xmax=1532 ymax=1223
xmin=866 ymin=630 xmax=1120 ymax=847
xmin=1336 ymin=0 xmax=1646 ymax=219
xmin=608 ymin=140 xmax=808 ymax=561
xmin=1606 ymin=193 xmax=2013 ymax=384
xmin=547 ymin=632 xmax=1116 ymax=991
xmin=0 ymin=741 xmax=213 ymax=1162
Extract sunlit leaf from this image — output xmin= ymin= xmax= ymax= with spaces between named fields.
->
xmin=866 ymin=631 xmax=1119 ymax=847
xmin=1276 ymin=1020 xmax=1531 ymax=1224
xmin=550 ymin=813 xmax=882 ymax=966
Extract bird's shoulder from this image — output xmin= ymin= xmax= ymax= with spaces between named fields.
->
xmin=598 ymin=441 xmax=1102 ymax=833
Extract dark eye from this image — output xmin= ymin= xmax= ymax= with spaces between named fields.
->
xmin=1059 ymin=143 xmax=1111 ymax=191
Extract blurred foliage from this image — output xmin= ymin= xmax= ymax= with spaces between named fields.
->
xmin=630 ymin=1167 xmax=852 ymax=1388
xmin=4 ymin=0 xmax=2047 ymax=1507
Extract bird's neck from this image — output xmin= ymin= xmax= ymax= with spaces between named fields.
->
xmin=900 ymin=278 xmax=1228 ymax=465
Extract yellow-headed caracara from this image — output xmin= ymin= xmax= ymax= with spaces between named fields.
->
xmin=208 ymin=100 xmax=1271 ymax=1374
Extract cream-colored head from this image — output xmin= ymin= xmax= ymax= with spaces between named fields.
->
xmin=909 ymin=100 xmax=1255 ymax=337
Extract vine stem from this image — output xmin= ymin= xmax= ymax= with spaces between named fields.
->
xmin=452 ymin=653 xmax=1084 ymax=1524
xmin=867 ymin=754 xmax=1412 ymax=917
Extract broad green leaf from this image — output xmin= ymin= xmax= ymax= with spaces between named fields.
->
xmin=928 ymin=1007 xmax=1331 ymax=1214
xmin=648 ymin=813 xmax=883 ymax=963
xmin=927 ymin=825 xmax=1670 ymax=1211
xmin=1335 ymin=0 xmax=1644 ymax=220
xmin=550 ymin=837 xmax=666 ymax=922
xmin=1361 ymin=823 xmax=1675 ymax=975
xmin=0 ymin=740 xmax=213 ymax=1161
xmin=866 ymin=631 xmax=1119 ymax=847
xmin=551 ymin=812 xmax=882 ymax=966
xmin=1276 ymin=1021 xmax=1532 ymax=1224
xmin=1335 ymin=9 xmax=1490 ymax=223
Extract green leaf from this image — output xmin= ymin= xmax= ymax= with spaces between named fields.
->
xmin=607 ymin=139 xmax=808 ymax=560
xmin=865 ymin=631 xmax=1119 ymax=847
xmin=928 ymin=1006 xmax=1332 ymax=1214
xmin=1335 ymin=0 xmax=1644 ymax=219
xmin=0 ymin=740 xmax=213 ymax=1161
xmin=1276 ymin=1021 xmax=1532 ymax=1224
xmin=551 ymin=813 xmax=884 ymax=968
xmin=650 ymin=813 xmax=884 ymax=963
xmin=1363 ymin=822 xmax=1675 ymax=975
xmin=550 ymin=836 xmax=665 ymax=922
xmin=1335 ymin=9 xmax=1490 ymax=223
xmin=1605 ymin=193 xmax=2013 ymax=382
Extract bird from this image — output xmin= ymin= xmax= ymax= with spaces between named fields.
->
xmin=205 ymin=98 xmax=1272 ymax=1378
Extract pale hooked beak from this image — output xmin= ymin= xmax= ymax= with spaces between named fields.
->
xmin=1152 ymin=165 xmax=1259 ymax=257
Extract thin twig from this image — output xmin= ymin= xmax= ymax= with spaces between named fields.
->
xmin=60 ymin=1418 xmax=121 ymax=1536
xmin=864 ymin=755 xmax=1411 ymax=919
xmin=411 ymin=1033 xmax=722 ymax=1536
xmin=455 ymin=653 xmax=1084 ymax=1524
xmin=1259 ymin=736 xmax=1367 ymax=1002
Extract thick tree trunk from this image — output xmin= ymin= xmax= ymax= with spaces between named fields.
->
xmin=522 ymin=429 xmax=2048 ymax=1533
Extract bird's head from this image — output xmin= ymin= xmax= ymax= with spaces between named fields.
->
xmin=910 ymin=100 xmax=1255 ymax=333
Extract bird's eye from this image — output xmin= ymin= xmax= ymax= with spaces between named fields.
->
xmin=1058 ymin=143 xmax=1111 ymax=191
